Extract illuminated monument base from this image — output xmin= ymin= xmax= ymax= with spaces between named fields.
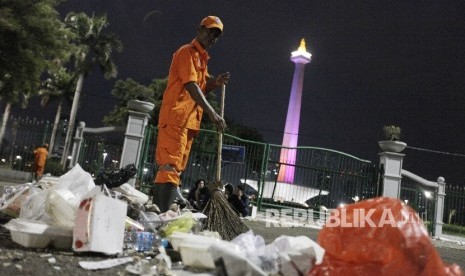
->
xmin=241 ymin=178 xmax=328 ymax=205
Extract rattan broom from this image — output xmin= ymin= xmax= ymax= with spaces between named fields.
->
xmin=202 ymin=84 xmax=249 ymax=241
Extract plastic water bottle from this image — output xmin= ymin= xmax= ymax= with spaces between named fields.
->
xmin=123 ymin=230 xmax=138 ymax=250
xmin=135 ymin=232 xmax=154 ymax=252
xmin=152 ymin=233 xmax=169 ymax=249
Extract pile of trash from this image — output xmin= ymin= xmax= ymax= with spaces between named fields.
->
xmin=2 ymin=164 xmax=463 ymax=275
xmin=0 ymin=164 xmax=324 ymax=275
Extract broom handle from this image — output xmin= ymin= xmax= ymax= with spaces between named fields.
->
xmin=216 ymin=84 xmax=225 ymax=182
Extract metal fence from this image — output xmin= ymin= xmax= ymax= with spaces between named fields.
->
xmin=265 ymin=144 xmax=379 ymax=210
xmin=444 ymin=185 xmax=465 ymax=236
xmin=400 ymin=176 xmax=437 ymax=234
xmin=137 ymin=126 xmax=380 ymax=213
xmin=2 ymin=115 xmax=465 ymax=232
xmin=77 ymin=129 xmax=125 ymax=177
xmin=0 ymin=116 xmax=52 ymax=173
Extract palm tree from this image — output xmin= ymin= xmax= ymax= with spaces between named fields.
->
xmin=39 ymin=66 xmax=75 ymax=154
xmin=0 ymin=0 xmax=71 ymax=149
xmin=60 ymin=12 xmax=122 ymax=169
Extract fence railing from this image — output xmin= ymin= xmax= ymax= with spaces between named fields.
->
xmin=137 ymin=126 xmax=380 ymax=213
xmin=2 ymin=114 xmax=465 ymax=233
xmin=400 ymin=170 xmax=441 ymax=235
xmin=0 ymin=116 xmax=53 ymax=173
xmin=444 ymin=185 xmax=465 ymax=237
xmin=71 ymin=124 xmax=126 ymax=177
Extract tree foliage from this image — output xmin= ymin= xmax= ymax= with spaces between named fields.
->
xmin=103 ymin=77 xmax=166 ymax=126
xmin=104 ymin=78 xmax=264 ymax=142
xmin=226 ymin=119 xmax=264 ymax=142
xmin=64 ymin=12 xmax=122 ymax=78
xmin=60 ymin=11 xmax=123 ymax=167
xmin=0 ymin=0 xmax=71 ymax=105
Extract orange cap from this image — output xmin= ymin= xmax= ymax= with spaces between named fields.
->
xmin=200 ymin=16 xmax=223 ymax=32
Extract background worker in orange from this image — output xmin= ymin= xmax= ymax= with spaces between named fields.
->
xmin=152 ymin=15 xmax=230 ymax=212
xmin=33 ymin=143 xmax=49 ymax=181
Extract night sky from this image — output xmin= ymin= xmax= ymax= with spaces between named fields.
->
xmin=13 ymin=0 xmax=465 ymax=185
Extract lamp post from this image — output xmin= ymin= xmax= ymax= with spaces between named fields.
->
xmin=102 ymin=152 xmax=108 ymax=169
xmin=424 ymin=190 xmax=432 ymax=222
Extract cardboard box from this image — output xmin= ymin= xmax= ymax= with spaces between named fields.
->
xmin=73 ymin=195 xmax=127 ymax=255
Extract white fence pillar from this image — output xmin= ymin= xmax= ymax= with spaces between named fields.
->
xmin=69 ymin=124 xmax=124 ymax=169
xmin=69 ymin=121 xmax=86 ymax=169
xmin=119 ymin=100 xmax=154 ymax=186
xmin=379 ymin=151 xmax=405 ymax=198
xmin=434 ymin=176 xmax=446 ymax=237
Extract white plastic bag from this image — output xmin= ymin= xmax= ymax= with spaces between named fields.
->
xmin=0 ymin=184 xmax=30 ymax=218
xmin=54 ymin=164 xmax=95 ymax=197
xmin=44 ymin=164 xmax=96 ymax=227
xmin=19 ymin=187 xmax=53 ymax=224
xmin=209 ymin=241 xmax=267 ymax=276
xmin=113 ymin=183 xmax=149 ymax=204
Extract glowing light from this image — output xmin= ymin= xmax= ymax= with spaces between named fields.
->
xmin=291 ymin=38 xmax=312 ymax=59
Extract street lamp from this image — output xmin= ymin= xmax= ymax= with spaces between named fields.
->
xmin=102 ymin=152 xmax=108 ymax=169
xmin=424 ymin=190 xmax=432 ymax=222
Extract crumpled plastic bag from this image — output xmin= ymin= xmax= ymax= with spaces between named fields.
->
xmin=44 ymin=164 xmax=95 ymax=227
xmin=273 ymin=235 xmax=324 ymax=276
xmin=0 ymin=184 xmax=30 ymax=218
xmin=309 ymin=197 xmax=464 ymax=276
xmin=113 ymin=183 xmax=148 ymax=205
xmin=226 ymin=230 xmax=323 ymax=275
xmin=209 ymin=240 xmax=267 ymax=276
xmin=161 ymin=212 xmax=195 ymax=237
xmin=19 ymin=186 xmax=53 ymax=224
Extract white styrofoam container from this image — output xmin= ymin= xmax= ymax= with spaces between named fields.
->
xmin=4 ymin=218 xmax=73 ymax=249
xmin=167 ymin=232 xmax=190 ymax=250
xmin=73 ymin=195 xmax=127 ymax=255
xmin=175 ymin=233 xmax=236 ymax=269
xmin=180 ymin=241 xmax=216 ymax=269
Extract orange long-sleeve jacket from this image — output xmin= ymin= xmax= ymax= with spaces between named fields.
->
xmin=158 ymin=39 xmax=210 ymax=130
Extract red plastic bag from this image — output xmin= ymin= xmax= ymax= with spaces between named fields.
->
xmin=309 ymin=197 xmax=463 ymax=276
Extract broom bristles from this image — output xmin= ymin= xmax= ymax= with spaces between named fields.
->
xmin=202 ymin=182 xmax=249 ymax=241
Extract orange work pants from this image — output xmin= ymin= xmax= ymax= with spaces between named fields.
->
xmin=154 ymin=125 xmax=197 ymax=186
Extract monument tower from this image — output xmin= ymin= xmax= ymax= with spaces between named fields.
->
xmin=278 ymin=38 xmax=312 ymax=183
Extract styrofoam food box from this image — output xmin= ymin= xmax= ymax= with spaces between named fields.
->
xmin=173 ymin=233 xmax=236 ymax=269
xmin=73 ymin=195 xmax=127 ymax=255
xmin=4 ymin=218 xmax=73 ymax=249
xmin=167 ymin=232 xmax=190 ymax=250
xmin=180 ymin=241 xmax=216 ymax=269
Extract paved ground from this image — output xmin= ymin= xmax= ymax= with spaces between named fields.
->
xmin=1 ymin=179 xmax=464 ymax=275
